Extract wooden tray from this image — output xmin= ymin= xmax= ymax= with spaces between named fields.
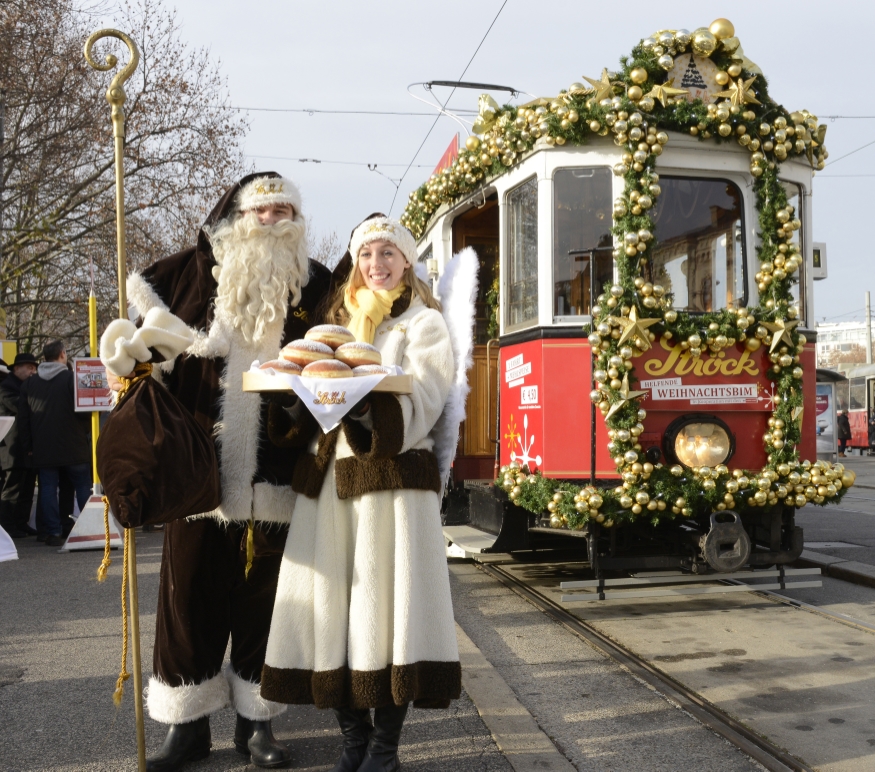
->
xmin=242 ymin=370 xmax=412 ymax=394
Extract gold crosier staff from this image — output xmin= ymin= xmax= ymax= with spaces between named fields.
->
xmin=83 ymin=29 xmax=147 ymax=771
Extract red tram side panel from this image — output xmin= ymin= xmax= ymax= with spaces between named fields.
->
xmin=498 ymin=337 xmax=817 ymax=479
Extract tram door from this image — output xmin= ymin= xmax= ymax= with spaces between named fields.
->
xmin=451 ymin=196 xmax=499 ymax=482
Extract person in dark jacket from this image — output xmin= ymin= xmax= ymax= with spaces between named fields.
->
xmin=836 ymin=409 xmax=852 ymax=457
xmin=19 ymin=340 xmax=92 ymax=546
xmin=0 ymin=352 xmax=39 ymax=537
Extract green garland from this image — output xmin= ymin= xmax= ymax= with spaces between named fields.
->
xmin=402 ymin=20 xmax=855 ymax=529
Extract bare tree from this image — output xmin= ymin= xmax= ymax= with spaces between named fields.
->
xmin=818 ymin=343 xmax=868 ymax=370
xmin=307 ymin=229 xmax=343 ymax=271
xmin=0 ymin=0 xmax=248 ymax=355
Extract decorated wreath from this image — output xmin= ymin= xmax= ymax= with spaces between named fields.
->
xmin=402 ymin=19 xmax=856 ymax=529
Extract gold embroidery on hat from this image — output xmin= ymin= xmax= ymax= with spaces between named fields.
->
xmin=362 ymin=221 xmax=395 ymax=236
xmin=254 ymin=182 xmax=284 ymax=195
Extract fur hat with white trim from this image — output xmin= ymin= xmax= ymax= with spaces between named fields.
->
xmin=348 ymin=216 xmax=418 ymax=266
xmin=235 ymin=175 xmax=303 ymax=216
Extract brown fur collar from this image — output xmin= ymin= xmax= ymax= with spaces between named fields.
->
xmin=341 ymin=392 xmax=404 ymax=459
xmin=335 ymin=449 xmax=441 ymax=499
xmin=390 ymin=287 xmax=412 ymax=318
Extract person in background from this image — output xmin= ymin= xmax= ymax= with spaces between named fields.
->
xmin=867 ymin=412 xmax=875 ymax=456
xmin=19 ymin=340 xmax=92 ymax=546
xmin=836 ymin=409 xmax=852 ymax=458
xmin=0 ymin=352 xmax=39 ymax=538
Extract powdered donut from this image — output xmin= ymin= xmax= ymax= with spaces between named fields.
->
xmin=259 ymin=359 xmax=302 ymax=375
xmin=305 ymin=324 xmax=356 ymax=350
xmin=352 ymin=365 xmax=392 ymax=377
xmin=335 ymin=342 xmax=381 ymax=368
xmin=280 ymin=339 xmax=334 ymax=367
xmin=301 ymin=359 xmax=353 ymax=379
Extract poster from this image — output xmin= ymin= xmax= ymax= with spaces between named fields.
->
xmin=815 ymin=382 xmax=837 ymax=457
xmin=73 ymin=358 xmax=112 ymax=412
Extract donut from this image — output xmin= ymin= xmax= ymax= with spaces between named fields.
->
xmin=352 ymin=365 xmax=392 ymax=377
xmin=305 ymin=324 xmax=356 ymax=350
xmin=280 ymin=339 xmax=334 ymax=367
xmin=259 ymin=359 xmax=302 ymax=375
xmin=335 ymin=342 xmax=382 ymax=368
xmin=301 ymin=360 xmax=353 ymax=378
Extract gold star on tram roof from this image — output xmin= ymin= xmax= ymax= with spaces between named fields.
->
xmin=614 ymin=306 xmax=661 ymax=351
xmin=605 ymin=372 xmax=649 ymax=421
xmin=644 ymin=78 xmax=689 ymax=108
xmin=581 ymin=69 xmax=618 ymax=103
xmin=761 ymin=318 xmax=800 ymax=354
xmin=713 ymin=76 xmax=761 ymax=107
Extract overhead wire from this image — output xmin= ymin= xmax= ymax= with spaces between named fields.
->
xmin=246 ymin=154 xmax=431 ymax=168
xmin=387 ymin=0 xmax=510 ymax=215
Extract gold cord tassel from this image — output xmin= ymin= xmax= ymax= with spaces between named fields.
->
xmin=113 ymin=528 xmax=132 ymax=706
xmin=244 ymin=518 xmax=255 ymax=580
xmin=96 ymin=496 xmax=112 ymax=582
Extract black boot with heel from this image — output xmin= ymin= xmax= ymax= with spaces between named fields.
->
xmin=234 ymin=715 xmax=293 ymax=768
xmin=357 ymin=703 xmax=409 ymax=772
xmin=145 ymin=717 xmax=211 ymax=772
xmin=330 ymin=707 xmax=374 ymax=772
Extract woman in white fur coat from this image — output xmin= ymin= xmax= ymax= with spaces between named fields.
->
xmin=260 ymin=216 xmax=460 ymax=772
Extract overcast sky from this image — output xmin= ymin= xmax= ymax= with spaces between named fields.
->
xmin=99 ymin=0 xmax=874 ymax=324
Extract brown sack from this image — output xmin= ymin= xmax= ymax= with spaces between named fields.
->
xmin=96 ymin=365 xmax=221 ymax=528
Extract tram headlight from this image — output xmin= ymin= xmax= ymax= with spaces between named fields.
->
xmin=664 ymin=416 xmax=734 ymax=469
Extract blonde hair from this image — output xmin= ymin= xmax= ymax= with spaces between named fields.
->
xmin=326 ymin=257 xmax=441 ymax=326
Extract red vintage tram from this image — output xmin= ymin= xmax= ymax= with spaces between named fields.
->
xmin=402 ymin=19 xmax=855 ymax=576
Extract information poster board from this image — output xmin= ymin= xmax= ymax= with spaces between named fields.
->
xmin=815 ymin=382 xmax=837 ymax=459
xmin=74 ymin=358 xmax=112 ymax=412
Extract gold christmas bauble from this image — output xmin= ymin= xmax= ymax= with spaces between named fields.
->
xmin=691 ymin=29 xmax=718 ymax=57
xmin=630 ymin=67 xmax=648 ymax=84
xmin=715 ymin=71 xmax=730 ymax=86
xmin=466 ymin=136 xmax=481 ymax=151
xmin=628 ymin=85 xmax=643 ymax=102
xmin=708 ymin=18 xmax=735 ymax=40
xmin=727 ymin=63 xmax=742 ymax=78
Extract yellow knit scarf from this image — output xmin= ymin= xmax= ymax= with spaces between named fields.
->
xmin=343 ymin=284 xmax=405 ymax=344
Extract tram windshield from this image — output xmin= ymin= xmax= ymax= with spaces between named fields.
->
xmin=553 ymin=168 xmax=614 ymax=320
xmin=649 ymin=177 xmax=745 ymax=313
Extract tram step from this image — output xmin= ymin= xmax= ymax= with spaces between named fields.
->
xmin=443 ymin=525 xmax=498 ymax=558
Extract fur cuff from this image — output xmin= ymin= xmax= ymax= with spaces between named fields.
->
xmin=137 ymin=307 xmax=195 ymax=362
xmin=226 ymin=667 xmax=286 ymax=721
xmin=146 ymin=673 xmax=229 ymax=724
xmin=100 ymin=319 xmax=151 ymax=375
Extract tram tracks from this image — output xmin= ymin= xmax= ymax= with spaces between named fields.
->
xmin=477 ymin=561 xmax=820 ymax=772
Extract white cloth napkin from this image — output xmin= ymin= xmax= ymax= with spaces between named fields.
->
xmin=0 ymin=525 xmax=18 ymax=562
xmin=250 ymin=363 xmax=401 ymax=432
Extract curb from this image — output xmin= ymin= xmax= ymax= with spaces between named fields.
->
xmin=456 ymin=623 xmax=576 ymax=772
xmin=795 ymin=549 xmax=875 ymax=589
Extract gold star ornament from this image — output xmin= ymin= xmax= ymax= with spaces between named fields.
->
xmin=762 ymin=318 xmax=800 ymax=354
xmin=614 ymin=306 xmax=661 ymax=351
xmin=582 ymin=69 xmax=618 ymax=103
xmin=644 ymin=78 xmax=689 ymax=108
xmin=714 ymin=76 xmax=761 ymax=107
xmin=605 ymin=373 xmax=649 ymax=421
xmin=792 ymin=405 xmax=804 ymax=425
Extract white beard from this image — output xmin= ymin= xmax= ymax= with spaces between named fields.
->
xmin=207 ymin=212 xmax=309 ymax=345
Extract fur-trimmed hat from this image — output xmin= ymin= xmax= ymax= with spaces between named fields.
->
xmin=348 ymin=217 xmax=418 ymax=266
xmin=235 ymin=175 xmax=303 ymax=216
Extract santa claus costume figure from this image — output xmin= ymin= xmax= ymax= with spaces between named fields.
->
xmin=261 ymin=216 xmax=462 ymax=772
xmin=103 ymin=173 xmax=332 ymax=771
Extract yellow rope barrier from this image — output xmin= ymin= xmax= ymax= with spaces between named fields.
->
xmin=245 ymin=517 xmax=256 ymax=580
xmin=96 ymin=497 xmax=113 ymax=582
xmin=113 ymin=528 xmax=132 ymax=706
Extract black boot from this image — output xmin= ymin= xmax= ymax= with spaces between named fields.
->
xmin=146 ymin=717 xmax=211 ymax=772
xmin=330 ymin=707 xmax=374 ymax=772
xmin=234 ymin=715 xmax=293 ymax=768
xmin=358 ymin=703 xmax=408 ymax=772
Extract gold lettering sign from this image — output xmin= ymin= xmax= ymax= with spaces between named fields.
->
xmin=313 ymin=391 xmax=347 ymax=405
xmin=643 ymin=338 xmax=760 ymax=378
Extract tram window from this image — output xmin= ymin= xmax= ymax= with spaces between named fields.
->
xmin=552 ymin=168 xmax=613 ymax=318
xmin=506 ymin=177 xmax=539 ymax=330
xmin=783 ymin=182 xmax=806 ymax=324
xmin=850 ymin=378 xmax=866 ymax=410
xmin=649 ymin=177 xmax=745 ymax=313
xmin=835 ymin=380 xmax=850 ymax=412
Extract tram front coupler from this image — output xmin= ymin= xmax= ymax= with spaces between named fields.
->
xmin=694 ymin=511 xmax=751 ymax=572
